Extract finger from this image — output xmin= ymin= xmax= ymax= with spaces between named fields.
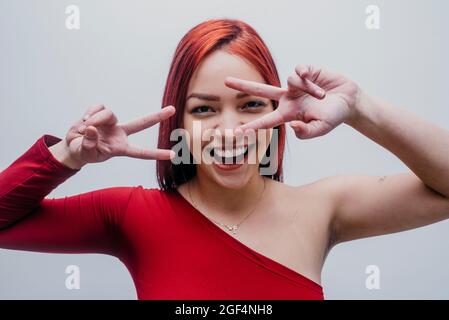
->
xmin=225 ymin=77 xmax=286 ymax=101
xmin=97 ymin=143 xmax=112 ymax=155
xmin=295 ymin=65 xmax=312 ymax=79
xmin=68 ymin=105 xmax=105 ymax=141
xmin=295 ymin=64 xmax=322 ymax=81
xmin=235 ymin=109 xmax=285 ymax=134
xmin=82 ymin=104 xmax=106 ymax=122
xmin=67 ymin=125 xmax=83 ymax=143
xmin=294 ymin=65 xmax=326 ymax=99
xmin=289 ymin=120 xmax=328 ymax=139
xmin=121 ymin=105 xmax=176 ymax=136
xmin=80 ymin=108 xmax=118 ymax=132
xmin=287 ymin=74 xmax=326 ymax=100
xmin=81 ymin=126 xmax=99 ymax=150
xmin=124 ymin=144 xmax=175 ymax=160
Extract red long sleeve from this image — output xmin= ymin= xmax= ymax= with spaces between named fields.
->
xmin=0 ymin=134 xmax=134 ymax=255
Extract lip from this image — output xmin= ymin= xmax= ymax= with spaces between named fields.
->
xmin=211 ymin=143 xmax=256 ymax=171
xmin=213 ymin=162 xmax=244 ymax=171
xmin=206 ymin=144 xmax=250 ymax=152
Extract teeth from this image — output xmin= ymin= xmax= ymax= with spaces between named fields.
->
xmin=214 ymin=146 xmax=247 ymax=158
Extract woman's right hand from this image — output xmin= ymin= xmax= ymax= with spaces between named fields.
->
xmin=50 ymin=104 xmax=176 ymax=169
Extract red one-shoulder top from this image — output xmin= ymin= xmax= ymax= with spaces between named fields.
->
xmin=0 ymin=134 xmax=324 ymax=300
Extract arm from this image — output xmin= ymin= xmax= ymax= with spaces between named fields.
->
xmin=223 ymin=65 xmax=449 ymax=245
xmin=330 ymin=90 xmax=449 ymax=244
xmin=0 ymin=134 xmax=134 ymax=255
xmin=0 ymin=104 xmax=175 ymax=255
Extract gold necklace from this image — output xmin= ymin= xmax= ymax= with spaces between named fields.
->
xmin=188 ymin=178 xmax=266 ymax=235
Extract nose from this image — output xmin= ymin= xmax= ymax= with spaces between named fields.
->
xmin=214 ymin=110 xmax=245 ymax=146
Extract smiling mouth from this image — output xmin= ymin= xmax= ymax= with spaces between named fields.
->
xmin=208 ymin=144 xmax=256 ymax=165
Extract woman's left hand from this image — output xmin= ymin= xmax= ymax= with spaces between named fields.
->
xmin=225 ymin=65 xmax=360 ymax=139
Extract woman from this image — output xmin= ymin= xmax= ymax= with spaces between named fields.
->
xmin=1 ymin=18 xmax=449 ymax=300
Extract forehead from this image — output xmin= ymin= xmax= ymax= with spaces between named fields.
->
xmin=187 ymin=50 xmax=265 ymax=95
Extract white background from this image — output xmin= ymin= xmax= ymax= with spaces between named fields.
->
xmin=1 ymin=0 xmax=448 ymax=299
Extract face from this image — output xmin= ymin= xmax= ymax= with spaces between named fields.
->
xmin=183 ymin=50 xmax=274 ymax=189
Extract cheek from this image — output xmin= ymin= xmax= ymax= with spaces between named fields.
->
xmin=181 ymin=116 xmax=196 ymax=159
xmin=183 ymin=119 xmax=214 ymax=163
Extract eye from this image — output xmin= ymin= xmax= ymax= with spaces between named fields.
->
xmin=242 ymin=100 xmax=267 ymax=110
xmin=191 ymin=106 xmax=214 ymax=114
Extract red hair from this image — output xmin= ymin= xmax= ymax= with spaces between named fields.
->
xmin=156 ymin=18 xmax=286 ymax=191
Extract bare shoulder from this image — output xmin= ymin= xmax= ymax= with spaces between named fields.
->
xmin=269 ymin=176 xmax=344 ymax=222
xmin=274 ymin=176 xmax=351 ymax=248
xmin=274 ymin=175 xmax=347 ymax=213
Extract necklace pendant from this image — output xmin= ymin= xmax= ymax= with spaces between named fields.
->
xmin=230 ymin=225 xmax=238 ymax=234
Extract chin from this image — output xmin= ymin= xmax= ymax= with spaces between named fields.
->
xmin=202 ymin=163 xmax=258 ymax=190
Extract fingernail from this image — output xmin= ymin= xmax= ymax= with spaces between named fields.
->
xmin=318 ymin=90 xmax=326 ymax=98
xmin=78 ymin=125 xmax=86 ymax=133
xmin=85 ymin=128 xmax=96 ymax=137
xmin=235 ymin=128 xmax=244 ymax=136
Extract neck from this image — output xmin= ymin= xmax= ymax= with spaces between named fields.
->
xmin=190 ymin=171 xmax=267 ymax=219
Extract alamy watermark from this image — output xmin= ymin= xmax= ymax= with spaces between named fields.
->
xmin=365 ymin=264 xmax=381 ymax=290
xmin=65 ymin=5 xmax=80 ymax=30
xmin=65 ymin=264 xmax=80 ymax=290
xmin=169 ymin=121 xmax=279 ymax=175
xmin=365 ymin=5 xmax=380 ymax=30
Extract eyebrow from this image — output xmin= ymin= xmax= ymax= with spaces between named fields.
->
xmin=186 ymin=92 xmax=249 ymax=101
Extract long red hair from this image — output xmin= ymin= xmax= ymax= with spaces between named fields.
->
xmin=156 ymin=18 xmax=286 ymax=191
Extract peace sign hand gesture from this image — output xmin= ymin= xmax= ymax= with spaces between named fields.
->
xmin=55 ymin=105 xmax=176 ymax=169
xmin=225 ymin=65 xmax=360 ymax=139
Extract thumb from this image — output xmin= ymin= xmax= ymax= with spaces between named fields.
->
xmin=290 ymin=120 xmax=326 ymax=139
xmin=81 ymin=126 xmax=99 ymax=150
